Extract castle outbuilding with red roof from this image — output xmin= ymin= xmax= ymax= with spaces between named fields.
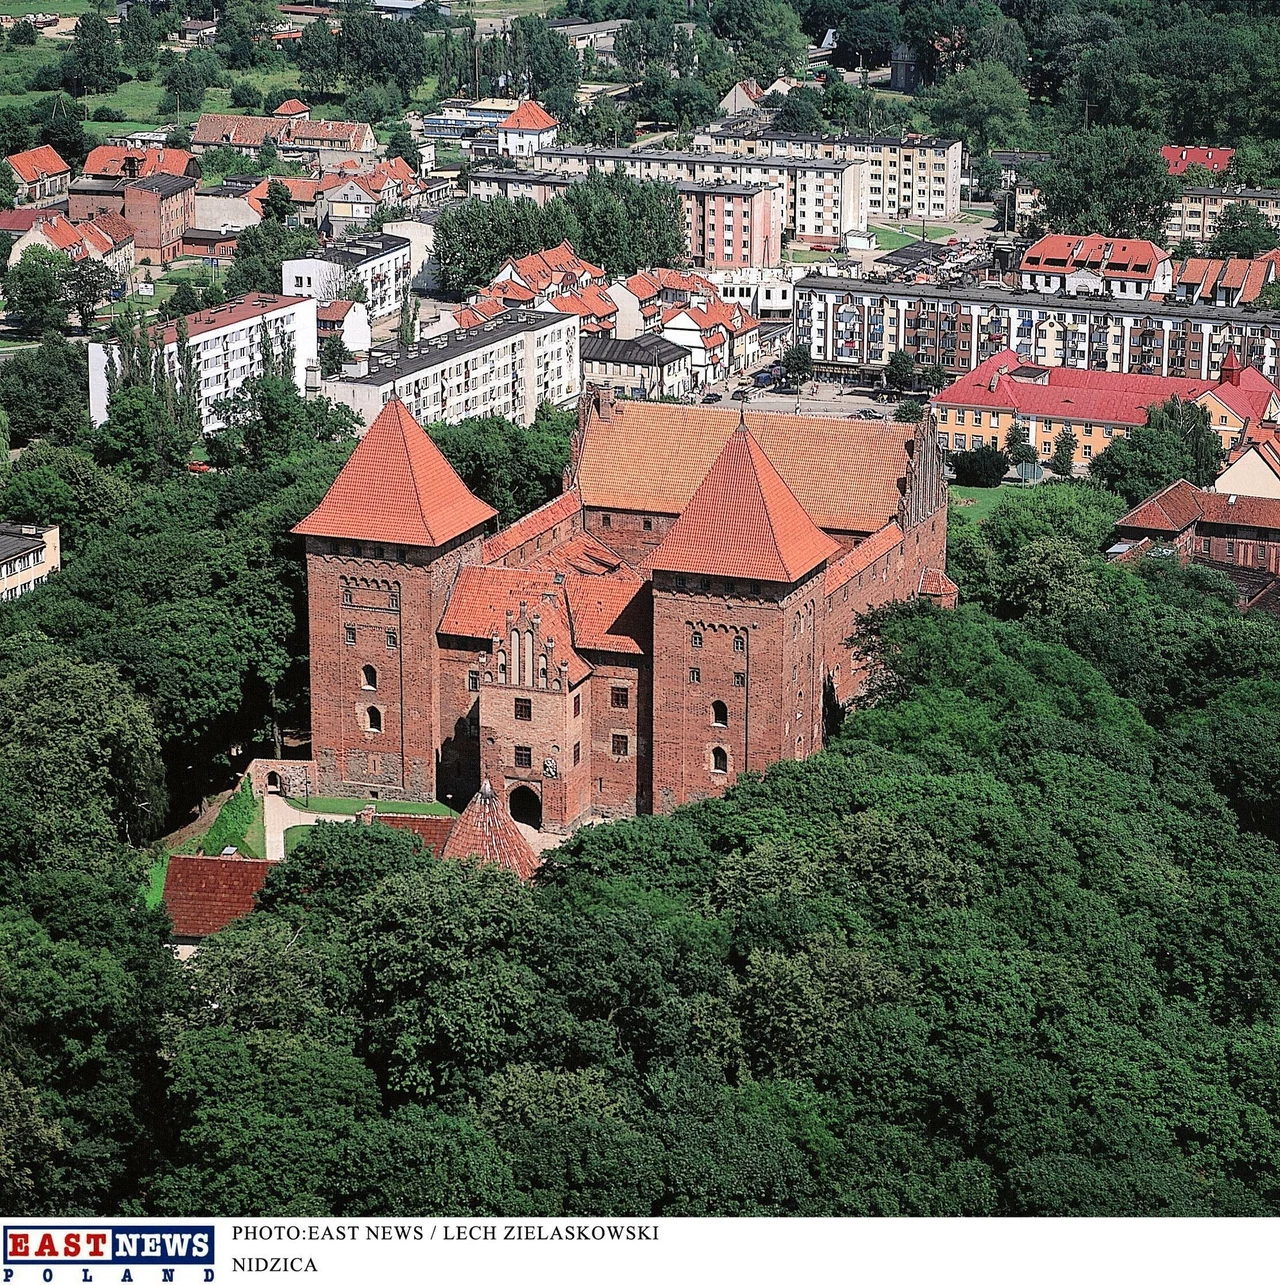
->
xmin=294 ymin=390 xmax=953 ymax=831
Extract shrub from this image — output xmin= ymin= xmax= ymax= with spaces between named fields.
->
xmin=951 ymin=444 xmax=1010 ymax=487
xmin=92 ymin=106 xmax=127 ymax=122
xmin=230 ymin=80 xmax=262 ymax=111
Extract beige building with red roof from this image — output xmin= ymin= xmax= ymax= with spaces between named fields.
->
xmin=933 ymin=346 xmax=1280 ymax=466
xmin=293 ymin=388 xmax=953 ymax=831
xmin=1020 ymin=235 xmax=1174 ymax=299
xmin=6 ymin=144 xmax=69 ymax=207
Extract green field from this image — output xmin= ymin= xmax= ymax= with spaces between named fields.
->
xmin=872 ymin=223 xmax=959 ymax=251
xmin=949 ymin=483 xmax=1019 ymax=522
xmin=285 ymin=795 xmax=457 ymax=816
xmin=284 ymin=825 xmax=310 ymax=856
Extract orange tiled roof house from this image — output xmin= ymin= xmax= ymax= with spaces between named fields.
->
xmin=293 ymin=389 xmax=954 ymax=832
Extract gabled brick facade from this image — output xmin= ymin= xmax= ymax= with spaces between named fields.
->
xmin=297 ymin=391 xmax=953 ymax=831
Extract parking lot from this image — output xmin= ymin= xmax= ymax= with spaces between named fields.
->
xmin=701 ymin=367 xmax=899 ymax=421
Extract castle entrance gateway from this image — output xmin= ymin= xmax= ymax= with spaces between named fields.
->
xmin=509 ymin=783 xmax=543 ymax=829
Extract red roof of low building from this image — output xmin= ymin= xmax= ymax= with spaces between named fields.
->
xmin=499 ymin=100 xmax=558 ymax=132
xmin=7 ymin=144 xmax=68 ymax=185
xmin=1163 ymin=145 xmax=1235 ymax=176
xmin=0 ymin=209 xmax=44 ymax=232
xmin=317 ymin=298 xmax=356 ymax=323
xmin=89 ymin=211 xmax=135 ymax=245
xmin=1117 ymin=478 xmax=1206 ymax=534
xmin=563 ymin=569 xmax=648 ymax=655
xmin=293 ymin=397 xmax=497 ymax=547
xmin=83 ymin=145 xmax=197 ymax=179
xmin=274 ymin=98 xmax=310 ymax=116
xmin=162 ymin=854 xmax=268 ymax=938
xmin=1199 ymin=490 xmax=1280 ymax=528
xmin=440 ymin=780 xmax=541 ymax=881
xmin=1021 ymin=233 xmax=1169 ymax=282
xmin=482 ymin=488 xmax=582 ymax=562
xmin=376 ymin=813 xmax=455 ymax=853
xmin=645 ymin=419 xmax=839 ymax=582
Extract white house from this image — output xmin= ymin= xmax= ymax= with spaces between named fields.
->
xmin=89 ymin=294 xmax=318 ymax=433
xmin=497 ymin=101 xmax=559 ymax=159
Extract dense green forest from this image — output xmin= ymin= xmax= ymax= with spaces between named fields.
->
xmin=7 ymin=471 xmax=1280 ymax=1215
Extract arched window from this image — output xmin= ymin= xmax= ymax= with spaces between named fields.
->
xmin=361 ymin=664 xmax=377 ymax=690
xmin=711 ymin=700 xmax=728 ymax=726
xmin=711 ymin=746 xmax=728 ymax=774
xmin=367 ymin=706 xmax=382 ymax=733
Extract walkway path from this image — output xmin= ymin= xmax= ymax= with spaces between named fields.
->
xmin=263 ymin=793 xmax=359 ymax=862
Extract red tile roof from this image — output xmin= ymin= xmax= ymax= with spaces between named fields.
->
xmin=7 ymin=144 xmax=68 ymax=185
xmin=1200 ymin=490 xmax=1280 ymax=528
xmin=293 ymin=397 xmax=497 ymax=547
xmin=163 ymin=854 xmax=268 ymax=938
xmin=0 ymin=209 xmax=44 ymax=232
xmin=482 ymin=488 xmax=582 ymax=561
xmin=645 ymin=421 xmax=839 ymax=582
xmin=317 ymin=298 xmax=356 ymax=323
xmin=497 ymin=240 xmax=603 ymax=294
xmin=499 ymin=100 xmax=558 ymax=132
xmin=1174 ymin=256 xmax=1273 ymax=304
xmin=440 ymin=780 xmax=541 ymax=881
xmin=528 ymin=529 xmax=625 ymax=577
xmin=89 ymin=211 xmax=135 ymax=245
xmin=244 ymin=175 xmax=321 ymax=215
xmin=919 ymin=566 xmax=958 ymax=598
xmin=376 ymin=813 xmax=455 ymax=853
xmin=1117 ymin=478 xmax=1206 ymax=534
xmin=1021 ymin=234 xmax=1169 ymax=282
xmin=439 ymin=565 xmax=591 ymax=684
xmin=1163 ymin=145 xmax=1234 ymax=176
xmin=935 ymin=349 xmax=1280 ymax=430
xmin=83 ymin=146 xmax=196 ymax=179
xmin=274 ymin=98 xmax=310 ymax=116
xmin=563 ymin=569 xmax=648 ymax=655
xmin=152 ymin=293 xmax=305 ymax=346
xmin=575 ymin=399 xmax=914 ymax=535
xmin=824 ymin=521 xmax=903 ymax=595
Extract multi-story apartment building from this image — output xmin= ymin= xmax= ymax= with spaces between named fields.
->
xmin=1167 ymin=186 xmax=1280 ymax=245
xmin=316 ymin=309 xmax=579 ymax=428
xmin=676 ymin=180 xmax=781 ymax=268
xmin=0 ymin=523 xmax=59 ymax=602
xmin=1019 ymin=234 xmax=1173 ymax=299
xmin=283 ymin=233 xmax=412 ymax=322
xmin=581 ymin=333 xmax=693 ymax=400
xmin=88 ymin=294 xmax=318 ymax=433
xmin=693 ymin=128 xmax=963 ymax=221
xmin=530 ymin=146 xmax=869 ymax=246
xmin=793 ymin=272 xmax=1280 ymax=383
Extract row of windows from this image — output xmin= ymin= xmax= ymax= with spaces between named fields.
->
xmin=689 ymin=668 xmax=746 ymax=688
xmin=345 ymin=626 xmax=397 ymax=648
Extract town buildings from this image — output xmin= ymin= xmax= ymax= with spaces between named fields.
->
xmin=0 ymin=522 xmax=59 ymax=602
xmin=282 ymin=232 xmax=412 ymax=322
xmin=315 ymin=309 xmax=580 ymax=428
xmin=317 ymin=298 xmax=372 ymax=354
xmin=292 ymin=389 xmax=954 ymax=828
xmin=792 ymin=271 xmax=1280 ymax=382
xmin=1166 ymin=186 xmax=1280 ymax=245
xmin=931 ymin=347 xmax=1280 ymax=465
xmin=580 ymin=332 xmax=693 ymax=400
xmin=6 ymin=145 xmax=69 ymax=207
xmin=88 ymin=294 xmax=318 ymax=433
xmin=530 ymin=145 xmax=871 ymax=247
xmin=692 ymin=128 xmax=964 ymax=222
xmin=190 ymin=112 xmax=377 ymax=166
xmin=676 ymin=180 xmax=782 ymax=269
xmin=6 ymin=212 xmax=133 ymax=277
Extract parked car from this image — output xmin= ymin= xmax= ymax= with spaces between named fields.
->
xmin=702 ymin=392 xmax=722 ymax=403
xmin=854 ymin=408 xmax=883 ymax=420
xmin=731 ymin=388 xmax=749 ymax=400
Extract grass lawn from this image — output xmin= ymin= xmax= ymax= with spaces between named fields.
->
xmin=0 ymin=0 xmax=93 ymax=13
xmin=949 ymin=483 xmax=1018 ymax=522
xmin=788 ymin=248 xmax=832 ymax=263
xmin=871 ymin=224 xmax=958 ymax=250
xmin=173 ymin=787 xmax=266 ymax=859
xmin=144 ymin=852 xmax=169 ymax=910
xmin=286 ymin=795 xmax=457 ymax=816
xmin=284 ymin=825 xmax=311 ymax=857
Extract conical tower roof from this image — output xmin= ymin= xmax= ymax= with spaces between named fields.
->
xmin=644 ymin=418 xmax=838 ymax=583
xmin=293 ymin=397 xmax=497 ymax=548
xmin=440 ymin=780 xmax=541 ymax=882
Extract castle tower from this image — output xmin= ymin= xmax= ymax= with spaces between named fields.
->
xmin=293 ymin=397 xmax=497 ymax=802
xmin=645 ymin=414 xmax=839 ymax=811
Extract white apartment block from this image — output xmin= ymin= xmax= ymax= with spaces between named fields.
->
xmin=0 ymin=523 xmax=59 ymax=602
xmin=316 ymin=310 xmax=579 ymax=429
xmin=531 ymin=146 xmax=870 ymax=243
xmin=704 ymin=265 xmax=806 ymax=317
xmin=89 ymin=294 xmax=318 ymax=433
xmin=793 ymin=273 xmax=1280 ymax=381
xmin=283 ymin=232 xmax=413 ymax=322
xmin=694 ymin=130 xmax=963 ymax=221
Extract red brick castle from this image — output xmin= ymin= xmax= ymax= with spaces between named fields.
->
xmin=293 ymin=389 xmax=955 ymax=831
